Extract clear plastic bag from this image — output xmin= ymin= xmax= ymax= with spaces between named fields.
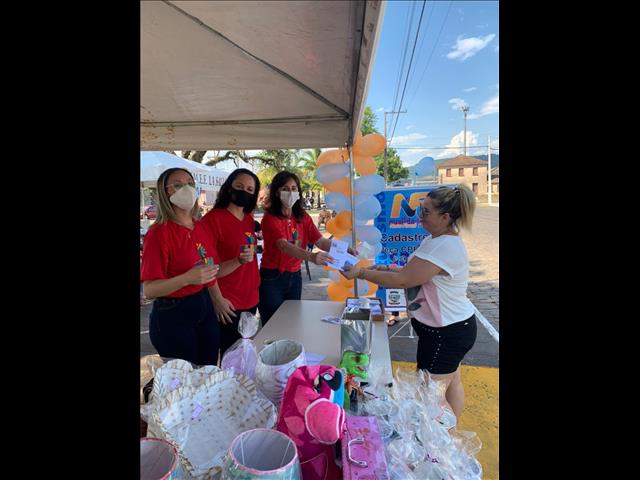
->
xmin=221 ymin=312 xmax=261 ymax=381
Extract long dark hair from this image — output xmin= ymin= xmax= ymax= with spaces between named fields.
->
xmin=214 ymin=168 xmax=261 ymax=213
xmin=266 ymin=171 xmax=305 ymax=222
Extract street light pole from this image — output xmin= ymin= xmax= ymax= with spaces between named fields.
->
xmin=462 ymin=105 xmax=470 ymax=156
xmin=383 ymin=110 xmax=406 ymax=185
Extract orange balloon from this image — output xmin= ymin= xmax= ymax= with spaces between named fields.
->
xmin=354 ymin=133 xmax=386 ymax=157
xmin=326 ymin=218 xmax=347 ymax=237
xmin=316 ymin=149 xmax=340 ymax=167
xmin=354 ymin=155 xmax=377 ymax=176
xmin=339 ymin=277 xmax=354 ymax=289
xmin=327 ymin=282 xmax=352 ymax=302
xmin=334 ymin=211 xmax=352 ymax=231
xmin=324 ymin=176 xmax=352 ymax=194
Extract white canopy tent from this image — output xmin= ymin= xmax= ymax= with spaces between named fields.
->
xmin=140 ymin=151 xmax=229 ymax=191
xmin=140 ymin=0 xmax=385 ymax=293
xmin=140 ymin=0 xmax=384 ymax=150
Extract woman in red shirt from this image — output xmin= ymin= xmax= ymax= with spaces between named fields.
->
xmin=141 ymin=168 xmax=225 ymax=366
xmin=201 ymin=169 xmax=261 ymax=357
xmin=259 ymin=171 xmax=356 ymax=324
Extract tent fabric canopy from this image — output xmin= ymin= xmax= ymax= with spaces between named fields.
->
xmin=141 ymin=0 xmax=384 ymax=150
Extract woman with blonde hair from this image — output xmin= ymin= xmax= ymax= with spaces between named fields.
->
xmin=141 ymin=168 xmax=228 ymax=365
xmin=341 ymin=184 xmax=477 ymax=418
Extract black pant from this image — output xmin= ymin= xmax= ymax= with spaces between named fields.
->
xmin=149 ymin=288 xmax=220 ymax=366
xmin=258 ymin=269 xmax=302 ymax=325
xmin=219 ymin=305 xmax=258 ymax=358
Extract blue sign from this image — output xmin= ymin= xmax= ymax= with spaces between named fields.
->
xmin=373 ymin=185 xmax=446 ymax=310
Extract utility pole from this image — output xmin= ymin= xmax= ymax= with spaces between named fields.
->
xmin=384 ymin=110 xmax=407 ymax=185
xmin=487 ymin=135 xmax=492 ymax=206
xmin=462 ymin=105 xmax=470 ymax=156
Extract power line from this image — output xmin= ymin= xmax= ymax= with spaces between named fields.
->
xmin=390 ymin=2 xmax=416 ymax=125
xmin=389 ymin=0 xmax=428 ymax=144
xmin=406 ymin=0 xmax=454 ymax=108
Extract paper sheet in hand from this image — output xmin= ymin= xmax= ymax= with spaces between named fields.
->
xmin=327 ymin=239 xmax=359 ymax=271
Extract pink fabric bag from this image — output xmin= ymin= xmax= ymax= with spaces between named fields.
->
xmin=340 ymin=416 xmax=390 ymax=480
xmin=276 ymin=365 xmax=346 ymax=480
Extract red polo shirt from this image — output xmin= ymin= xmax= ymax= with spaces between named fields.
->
xmin=141 ymin=220 xmax=218 ymax=298
xmin=260 ymin=212 xmax=322 ymax=272
xmin=200 ymin=208 xmax=260 ymax=309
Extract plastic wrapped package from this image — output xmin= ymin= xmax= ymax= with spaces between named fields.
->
xmin=222 ymin=429 xmax=301 ymax=480
xmin=221 ymin=312 xmax=261 ymax=380
xmin=140 ymin=354 xmax=164 ymax=404
xmin=386 ymin=434 xmax=425 ymax=467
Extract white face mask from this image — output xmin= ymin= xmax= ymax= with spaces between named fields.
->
xmin=280 ymin=191 xmax=300 ymax=209
xmin=169 ymin=184 xmax=198 ymax=211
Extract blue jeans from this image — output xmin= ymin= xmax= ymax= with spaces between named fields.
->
xmin=258 ymin=269 xmax=302 ymax=325
xmin=149 ymin=288 xmax=220 ymax=366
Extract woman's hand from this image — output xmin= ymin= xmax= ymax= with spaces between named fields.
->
xmin=313 ymin=251 xmax=334 ymax=266
xmin=183 ymin=264 xmax=219 ymax=285
xmin=340 ymin=265 xmax=359 ymax=280
xmin=213 ymin=296 xmax=237 ymax=325
xmin=238 ymin=247 xmax=254 ymax=265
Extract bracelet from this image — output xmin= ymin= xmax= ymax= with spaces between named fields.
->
xmin=357 ymin=268 xmax=366 ymax=280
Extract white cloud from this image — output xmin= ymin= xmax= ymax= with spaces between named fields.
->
xmin=377 ymin=107 xmax=384 ymax=112
xmin=463 ymin=87 xmax=477 ymax=93
xmin=476 ymin=24 xmax=489 ymax=29
xmin=406 ymin=125 xmax=415 ymax=130
xmin=495 ymin=44 xmax=499 ymax=52
xmin=436 ymin=130 xmax=479 ymax=159
xmin=467 ymin=94 xmax=499 ymax=119
xmin=491 ymin=138 xmax=499 ymax=150
xmin=447 ymin=34 xmax=496 ymax=61
xmin=389 ymin=133 xmax=428 ymax=146
xmin=449 ymin=98 xmax=469 ymax=110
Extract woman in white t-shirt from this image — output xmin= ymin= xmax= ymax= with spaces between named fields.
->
xmin=341 ymin=184 xmax=477 ymax=418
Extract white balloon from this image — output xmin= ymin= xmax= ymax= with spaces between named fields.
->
xmin=354 ymin=194 xmax=382 ymax=221
xmin=315 ymin=163 xmax=349 ymax=185
xmin=372 ymin=242 xmax=383 ymax=256
xmin=354 ymin=174 xmax=385 ymax=195
xmin=325 ymin=192 xmax=351 ymax=212
xmin=356 ymin=225 xmax=382 ymax=245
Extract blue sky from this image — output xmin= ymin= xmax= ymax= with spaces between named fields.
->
xmin=366 ymin=0 xmax=499 ymax=166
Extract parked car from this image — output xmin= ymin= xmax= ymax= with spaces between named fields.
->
xmin=142 ymin=205 xmax=158 ymax=219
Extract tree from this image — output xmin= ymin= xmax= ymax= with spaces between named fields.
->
xmin=359 ymin=106 xmax=409 ymax=182
xmin=298 ymin=149 xmax=323 ymax=202
xmin=177 ymin=150 xmax=265 ymax=168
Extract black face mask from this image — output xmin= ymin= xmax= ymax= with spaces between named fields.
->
xmin=229 ymin=187 xmax=253 ymax=209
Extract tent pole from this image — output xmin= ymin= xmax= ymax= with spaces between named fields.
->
xmin=348 ymin=144 xmax=358 ymax=297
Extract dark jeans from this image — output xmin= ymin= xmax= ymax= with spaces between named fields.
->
xmin=258 ymin=269 xmax=302 ymax=325
xmin=149 ymin=288 xmax=220 ymax=366
xmin=219 ymin=305 xmax=258 ymax=358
